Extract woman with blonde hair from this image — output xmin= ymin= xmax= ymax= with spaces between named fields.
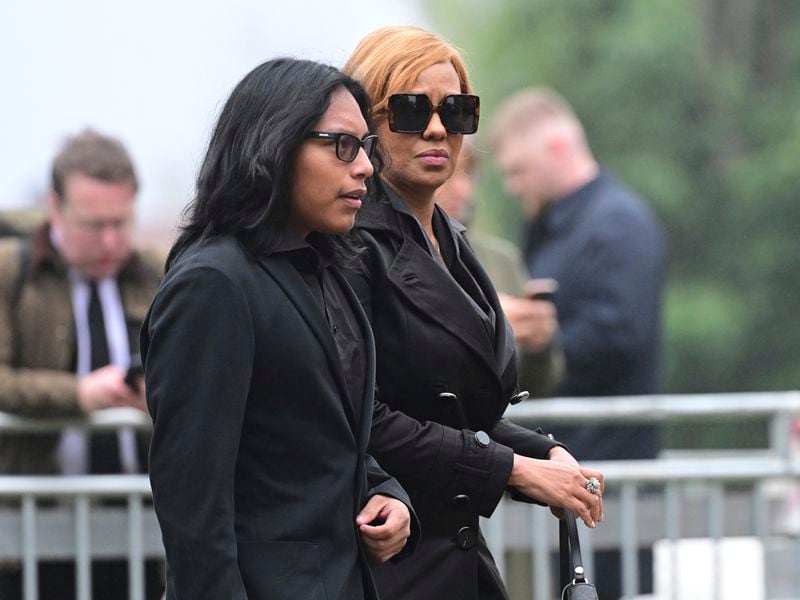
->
xmin=343 ymin=26 xmax=605 ymax=600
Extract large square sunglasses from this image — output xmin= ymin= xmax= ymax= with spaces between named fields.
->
xmin=306 ymin=131 xmax=379 ymax=163
xmin=387 ymin=93 xmax=480 ymax=135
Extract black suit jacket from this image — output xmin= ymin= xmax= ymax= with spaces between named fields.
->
xmin=141 ymin=235 xmax=416 ymax=600
xmin=346 ymin=191 xmax=559 ymax=600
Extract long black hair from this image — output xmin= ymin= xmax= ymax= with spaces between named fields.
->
xmin=167 ymin=58 xmax=376 ymax=270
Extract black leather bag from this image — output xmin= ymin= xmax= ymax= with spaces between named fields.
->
xmin=560 ymin=509 xmax=599 ymax=600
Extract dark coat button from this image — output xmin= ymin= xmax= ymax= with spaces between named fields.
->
xmin=456 ymin=526 xmax=476 ymax=550
xmin=451 ymin=494 xmax=471 ymax=510
xmin=474 ymin=430 xmax=491 ymax=448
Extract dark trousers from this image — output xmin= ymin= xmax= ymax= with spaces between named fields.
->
xmin=0 ymin=559 xmax=164 ymax=599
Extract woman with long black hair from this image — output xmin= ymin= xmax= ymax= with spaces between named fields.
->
xmin=141 ymin=58 xmax=416 ymax=600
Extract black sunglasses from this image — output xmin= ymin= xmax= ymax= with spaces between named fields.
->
xmin=306 ymin=131 xmax=378 ymax=163
xmin=387 ymin=94 xmax=480 ymax=134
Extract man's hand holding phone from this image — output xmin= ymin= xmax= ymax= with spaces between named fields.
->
xmin=498 ymin=278 xmax=559 ymax=353
xmin=124 ymin=357 xmax=144 ymax=393
xmin=78 ymin=364 xmax=146 ymax=414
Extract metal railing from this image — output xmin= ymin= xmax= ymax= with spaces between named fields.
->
xmin=0 ymin=409 xmax=158 ymax=600
xmin=482 ymin=391 xmax=800 ymax=600
xmin=1 ymin=394 xmax=799 ymax=600
xmin=0 ymin=476 xmax=160 ymax=600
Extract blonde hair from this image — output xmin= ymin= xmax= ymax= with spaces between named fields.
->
xmin=490 ymin=86 xmax=579 ymax=149
xmin=343 ymin=26 xmax=473 ymax=117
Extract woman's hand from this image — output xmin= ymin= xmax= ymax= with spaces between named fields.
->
xmin=356 ymin=495 xmax=411 ymax=563
xmin=547 ymin=445 xmax=580 ymax=467
xmin=508 ymin=453 xmax=604 ymax=527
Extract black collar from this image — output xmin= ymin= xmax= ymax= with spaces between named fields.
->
xmin=357 ymin=179 xmax=467 ymax=239
xmin=269 ymin=230 xmax=336 ymax=274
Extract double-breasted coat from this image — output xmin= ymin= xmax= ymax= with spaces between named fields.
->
xmin=345 ymin=190 xmax=560 ymax=600
xmin=141 ymin=235 xmax=417 ymax=600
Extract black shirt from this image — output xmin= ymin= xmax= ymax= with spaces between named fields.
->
xmin=271 ymin=231 xmax=366 ymax=419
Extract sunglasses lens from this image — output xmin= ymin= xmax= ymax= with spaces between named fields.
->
xmin=440 ymin=95 xmax=479 ymax=134
xmin=389 ymin=95 xmax=432 ymax=133
xmin=337 ymin=134 xmax=360 ymax=162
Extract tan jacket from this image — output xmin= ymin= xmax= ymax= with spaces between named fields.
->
xmin=468 ymin=230 xmax=564 ymax=398
xmin=0 ymin=224 xmax=163 ymax=474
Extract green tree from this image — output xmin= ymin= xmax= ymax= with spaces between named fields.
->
xmin=425 ymin=0 xmax=800 ymax=397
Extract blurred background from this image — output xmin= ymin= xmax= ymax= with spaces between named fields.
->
xmin=425 ymin=0 xmax=800 ymax=452
xmin=2 ymin=0 xmax=799 ymax=423
xmin=2 ymin=2 xmax=799 ymax=598
xmin=0 ymin=0 xmax=428 ymax=240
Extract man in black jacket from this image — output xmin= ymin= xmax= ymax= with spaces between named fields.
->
xmin=491 ymin=86 xmax=666 ymax=462
xmin=491 ymin=86 xmax=666 ymax=599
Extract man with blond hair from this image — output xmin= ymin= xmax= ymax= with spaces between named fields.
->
xmin=491 ymin=87 xmax=665 ymax=597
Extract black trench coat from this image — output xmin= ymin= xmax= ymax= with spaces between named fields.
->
xmin=345 ymin=191 xmax=559 ymax=600
xmin=141 ymin=235 xmax=417 ymax=600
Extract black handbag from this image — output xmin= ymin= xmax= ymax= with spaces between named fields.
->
xmin=559 ymin=509 xmax=599 ymax=600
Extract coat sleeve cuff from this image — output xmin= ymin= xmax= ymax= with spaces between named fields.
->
xmin=489 ymin=418 xmax=565 ymax=459
xmin=431 ymin=427 xmax=514 ymax=518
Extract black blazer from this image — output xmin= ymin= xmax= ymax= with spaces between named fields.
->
xmin=141 ymin=235 xmax=416 ymax=600
xmin=345 ymin=193 xmax=558 ymax=600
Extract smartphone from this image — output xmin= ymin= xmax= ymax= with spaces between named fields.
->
xmin=124 ymin=354 xmax=144 ymax=391
xmin=525 ymin=278 xmax=559 ymax=303
xmin=528 ymin=290 xmax=555 ymax=303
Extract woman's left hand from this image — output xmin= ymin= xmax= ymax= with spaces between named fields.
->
xmin=547 ymin=445 xmax=580 ymax=467
xmin=356 ymin=495 xmax=411 ymax=562
xmin=547 ymin=445 xmax=603 ymax=522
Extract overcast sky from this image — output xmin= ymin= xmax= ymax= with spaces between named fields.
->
xmin=0 ymin=0 xmax=429 ymax=233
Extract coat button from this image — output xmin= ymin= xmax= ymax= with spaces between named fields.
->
xmin=456 ymin=526 xmax=476 ymax=550
xmin=474 ymin=431 xmax=491 ymax=448
xmin=450 ymin=494 xmax=471 ymax=510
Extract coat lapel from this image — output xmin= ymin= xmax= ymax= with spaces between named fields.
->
xmin=358 ymin=197 xmax=514 ymax=382
xmin=387 ymin=236 xmax=499 ymax=376
xmin=256 ymin=255 xmax=358 ymax=433
xmin=456 ymin=233 xmax=517 ymax=376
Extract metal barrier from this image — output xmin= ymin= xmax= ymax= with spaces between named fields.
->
xmin=1 ymin=394 xmax=799 ymax=599
xmin=481 ymin=392 xmax=800 ymax=599
xmin=0 ymin=476 xmax=160 ymax=600
xmin=0 ymin=409 xmax=158 ymax=600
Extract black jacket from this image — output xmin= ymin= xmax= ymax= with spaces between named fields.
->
xmin=523 ymin=170 xmax=666 ymax=459
xmin=141 ymin=235 xmax=417 ymax=600
xmin=346 ymin=191 xmax=558 ymax=600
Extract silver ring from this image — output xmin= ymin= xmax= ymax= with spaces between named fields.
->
xmin=585 ymin=477 xmax=601 ymax=495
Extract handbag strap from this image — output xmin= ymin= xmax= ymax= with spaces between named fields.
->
xmin=559 ymin=509 xmax=587 ymax=585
